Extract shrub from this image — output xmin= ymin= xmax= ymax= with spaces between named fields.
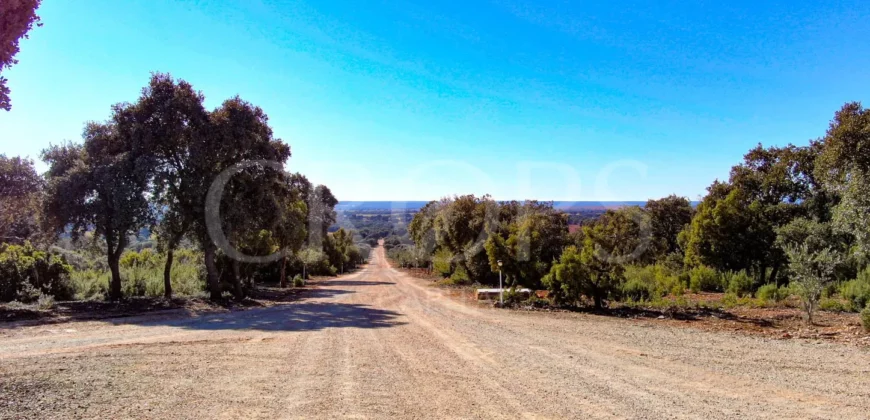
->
xmin=0 ymin=242 xmax=73 ymax=302
xmin=621 ymin=264 xmax=684 ymax=301
xmin=432 ymin=248 xmax=453 ymax=277
xmin=677 ymin=271 xmax=691 ymax=290
xmin=499 ymin=288 xmax=525 ymax=306
xmin=725 ymin=271 xmax=754 ymax=297
xmin=720 ymin=292 xmax=760 ymax=309
xmin=292 ymin=274 xmax=305 ymax=287
xmin=448 ymin=265 xmax=471 ymax=285
xmin=861 ymin=306 xmax=870 ymax=332
xmin=621 ymin=276 xmax=656 ymax=301
xmin=70 ymin=269 xmax=110 ymax=300
xmin=819 ymin=298 xmax=849 ymax=312
xmin=658 ymin=272 xmax=685 ymax=297
xmin=120 ymin=248 xmax=160 ymax=269
xmin=721 ymin=292 xmax=738 ymax=307
xmin=524 ymin=293 xmax=549 ymax=308
xmin=840 ymin=269 xmax=870 ymax=311
xmin=756 ymin=283 xmax=788 ymax=302
xmin=786 ymin=244 xmax=839 ymax=325
xmin=689 ymin=265 xmax=722 ymax=292
xmin=36 ymin=294 xmax=55 ymax=310
xmin=621 ymin=265 xmax=656 ymax=301
xmin=69 ymin=250 xmax=204 ymax=300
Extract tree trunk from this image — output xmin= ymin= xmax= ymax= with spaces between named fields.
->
xmin=108 ymin=254 xmax=122 ymax=301
xmin=106 ymin=232 xmax=126 ymax=301
xmin=759 ymin=262 xmax=767 ymax=286
xmin=593 ymin=294 xmax=603 ymax=309
xmin=203 ymin=242 xmax=221 ymax=301
xmin=770 ymin=261 xmax=781 ymax=288
xmin=280 ymin=255 xmax=287 ymax=288
xmin=163 ymin=247 xmax=174 ymax=299
xmin=231 ymin=259 xmax=244 ymax=300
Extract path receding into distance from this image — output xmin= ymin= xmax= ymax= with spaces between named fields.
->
xmin=1 ymin=247 xmax=868 ymax=419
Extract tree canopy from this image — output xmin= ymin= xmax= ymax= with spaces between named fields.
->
xmin=0 ymin=154 xmax=43 ymax=243
xmin=0 ymin=0 xmax=42 ymax=111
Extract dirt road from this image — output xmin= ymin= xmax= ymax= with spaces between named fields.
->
xmin=2 ymin=247 xmax=869 ymax=419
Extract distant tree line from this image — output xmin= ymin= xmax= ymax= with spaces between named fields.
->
xmin=333 ymin=210 xmax=415 ymax=247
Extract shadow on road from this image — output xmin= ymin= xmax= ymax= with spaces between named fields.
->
xmin=140 ymin=301 xmax=405 ymax=332
xmin=0 ymin=272 xmax=400 ymax=331
xmin=315 ymin=280 xmax=394 ymax=287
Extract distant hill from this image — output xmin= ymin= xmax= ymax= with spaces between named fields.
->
xmin=335 ymin=201 xmax=696 ymax=212
xmin=335 ymin=201 xmax=431 ymax=211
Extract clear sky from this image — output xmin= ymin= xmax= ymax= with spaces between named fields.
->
xmin=1 ymin=0 xmax=868 ymax=202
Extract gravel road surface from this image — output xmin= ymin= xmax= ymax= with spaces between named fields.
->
xmin=1 ymin=247 xmax=868 ymax=419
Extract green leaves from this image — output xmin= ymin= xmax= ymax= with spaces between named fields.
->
xmin=484 ymin=201 xmax=568 ymax=288
xmin=0 ymin=155 xmax=43 ymax=243
xmin=831 ymin=169 xmax=870 ymax=257
xmin=645 ymin=195 xmax=693 ymax=257
xmin=0 ymin=0 xmax=42 ymax=110
xmin=0 ymin=241 xmax=72 ymax=302
xmin=786 ymin=244 xmax=841 ymax=324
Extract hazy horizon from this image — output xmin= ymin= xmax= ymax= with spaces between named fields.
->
xmin=334 ymin=200 xmax=698 ymax=211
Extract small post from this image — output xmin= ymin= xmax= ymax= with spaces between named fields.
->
xmin=497 ymin=260 xmax=504 ymax=305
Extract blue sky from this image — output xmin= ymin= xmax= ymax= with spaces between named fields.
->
xmin=1 ymin=0 xmax=868 ymax=201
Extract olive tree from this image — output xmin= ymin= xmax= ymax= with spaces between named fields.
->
xmin=785 ymin=244 xmax=840 ymax=325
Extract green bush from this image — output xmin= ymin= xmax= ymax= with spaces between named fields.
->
xmin=69 ymin=249 xmax=204 ymax=300
xmin=659 ymin=272 xmax=685 ymax=297
xmin=499 ymin=288 xmax=526 ymax=306
xmin=621 ymin=276 xmax=656 ymax=301
xmin=292 ymin=274 xmax=305 ymax=287
xmin=720 ymin=292 xmax=761 ymax=309
xmin=721 ymin=292 xmax=738 ymax=307
xmin=756 ymin=283 xmax=789 ymax=302
xmin=448 ymin=265 xmax=471 ymax=285
xmin=432 ymin=248 xmax=453 ymax=277
xmin=689 ymin=265 xmax=722 ymax=293
xmin=819 ymin=298 xmax=849 ymax=312
xmin=677 ymin=271 xmax=691 ymax=290
xmin=621 ymin=264 xmax=684 ymax=301
xmin=0 ymin=242 xmax=73 ymax=302
xmin=120 ymin=248 xmax=160 ymax=269
xmin=840 ymin=269 xmax=870 ymax=311
xmin=621 ymin=265 xmax=656 ymax=301
xmin=36 ymin=293 xmax=55 ymax=310
xmin=725 ymin=271 xmax=754 ymax=297
xmin=70 ymin=269 xmax=110 ymax=300
xmin=861 ymin=306 xmax=870 ymax=332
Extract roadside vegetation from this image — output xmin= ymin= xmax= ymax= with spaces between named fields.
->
xmin=397 ymin=103 xmax=870 ymax=329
